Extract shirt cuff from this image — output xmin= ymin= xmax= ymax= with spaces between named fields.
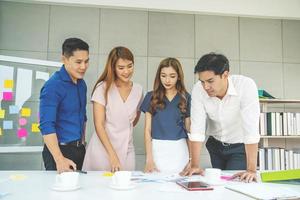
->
xmin=188 ymin=133 xmax=205 ymax=142
xmin=243 ymin=135 xmax=260 ymax=144
xmin=39 ymin=124 xmax=56 ymax=135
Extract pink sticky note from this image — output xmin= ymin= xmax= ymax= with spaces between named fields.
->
xmin=19 ymin=118 xmax=27 ymax=126
xmin=17 ymin=128 xmax=28 ymax=138
xmin=221 ymin=175 xmax=234 ymax=181
xmin=3 ymin=92 xmax=13 ymax=101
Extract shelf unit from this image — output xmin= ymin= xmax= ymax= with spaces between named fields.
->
xmin=259 ymin=99 xmax=300 ymax=170
xmin=259 ymin=99 xmax=300 ymax=147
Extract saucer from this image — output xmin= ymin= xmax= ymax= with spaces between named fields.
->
xmin=51 ymin=183 xmax=81 ymax=192
xmin=109 ymin=182 xmax=136 ymax=190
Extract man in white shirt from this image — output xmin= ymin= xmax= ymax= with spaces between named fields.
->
xmin=181 ymin=53 xmax=260 ymax=182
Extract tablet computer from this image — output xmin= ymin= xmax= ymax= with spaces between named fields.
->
xmin=176 ymin=181 xmax=214 ymax=191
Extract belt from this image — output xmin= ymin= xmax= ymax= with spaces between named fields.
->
xmin=209 ymin=136 xmax=241 ymax=147
xmin=59 ymin=140 xmax=84 ymax=147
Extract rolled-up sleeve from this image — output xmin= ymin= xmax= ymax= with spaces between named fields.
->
xmin=189 ymin=84 xmax=206 ymax=142
xmin=39 ymin=82 xmax=61 ymax=135
xmin=240 ymin=78 xmax=260 ymax=144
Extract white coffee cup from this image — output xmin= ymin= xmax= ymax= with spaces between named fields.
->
xmin=205 ymin=168 xmax=221 ymax=182
xmin=55 ymin=172 xmax=79 ymax=188
xmin=112 ymin=171 xmax=131 ymax=187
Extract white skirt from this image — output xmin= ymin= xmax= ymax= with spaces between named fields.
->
xmin=152 ymin=138 xmax=189 ymax=173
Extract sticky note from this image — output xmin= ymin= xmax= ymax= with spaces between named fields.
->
xmin=0 ymin=128 xmax=2 ymax=136
xmin=31 ymin=123 xmax=40 ymax=133
xmin=0 ymin=109 xmax=5 ymax=118
xmin=17 ymin=128 xmax=28 ymax=138
xmin=0 ymin=109 xmax=5 ymax=119
xmin=9 ymin=105 xmax=19 ymax=114
xmin=9 ymin=174 xmax=27 ymax=181
xmin=19 ymin=118 xmax=27 ymax=126
xmin=102 ymin=172 xmax=114 ymax=177
xmin=3 ymin=92 xmax=13 ymax=101
xmin=21 ymin=108 xmax=31 ymax=117
xmin=3 ymin=121 xmax=13 ymax=130
xmin=4 ymin=80 xmax=13 ymax=89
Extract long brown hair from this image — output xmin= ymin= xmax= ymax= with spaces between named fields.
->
xmin=150 ymin=58 xmax=188 ymax=114
xmin=92 ymin=46 xmax=134 ymax=101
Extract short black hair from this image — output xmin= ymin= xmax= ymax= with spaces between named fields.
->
xmin=194 ymin=52 xmax=229 ymax=75
xmin=62 ymin=38 xmax=89 ymax=58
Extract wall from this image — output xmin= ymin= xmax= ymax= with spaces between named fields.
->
xmin=0 ymin=1 xmax=300 ymax=170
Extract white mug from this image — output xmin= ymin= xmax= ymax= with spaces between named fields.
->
xmin=55 ymin=172 xmax=79 ymax=188
xmin=205 ymin=168 xmax=221 ymax=182
xmin=112 ymin=171 xmax=131 ymax=187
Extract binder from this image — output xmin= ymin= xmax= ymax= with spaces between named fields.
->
xmin=260 ymin=169 xmax=300 ymax=182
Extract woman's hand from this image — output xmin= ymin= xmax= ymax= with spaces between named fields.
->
xmin=180 ymin=160 xmax=192 ymax=175
xmin=109 ymin=154 xmax=121 ymax=173
xmin=144 ymin=159 xmax=160 ymax=173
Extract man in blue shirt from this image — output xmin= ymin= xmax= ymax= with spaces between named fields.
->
xmin=39 ymin=38 xmax=89 ymax=173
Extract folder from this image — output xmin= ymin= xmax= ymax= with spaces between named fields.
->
xmin=260 ymin=169 xmax=300 ymax=182
xmin=258 ymin=89 xmax=275 ymax=99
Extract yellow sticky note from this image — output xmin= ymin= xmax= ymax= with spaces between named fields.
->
xmin=4 ymin=80 xmax=13 ymax=89
xmin=0 ymin=109 xmax=5 ymax=119
xmin=0 ymin=128 xmax=2 ymax=136
xmin=9 ymin=174 xmax=27 ymax=181
xmin=21 ymin=108 xmax=31 ymax=117
xmin=31 ymin=123 xmax=40 ymax=133
xmin=102 ymin=172 xmax=114 ymax=177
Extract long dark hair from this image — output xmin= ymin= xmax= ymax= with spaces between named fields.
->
xmin=92 ymin=46 xmax=134 ymax=101
xmin=149 ymin=57 xmax=188 ymax=114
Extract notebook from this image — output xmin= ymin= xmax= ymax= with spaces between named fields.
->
xmin=225 ymin=183 xmax=300 ymax=200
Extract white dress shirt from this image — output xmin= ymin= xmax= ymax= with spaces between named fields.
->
xmin=189 ymin=75 xmax=260 ymax=144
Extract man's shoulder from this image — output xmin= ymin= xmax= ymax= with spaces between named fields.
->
xmin=42 ymin=71 xmax=66 ymax=95
xmin=192 ymin=81 xmax=205 ymax=94
xmin=44 ymin=71 xmax=62 ymax=87
xmin=230 ymin=74 xmax=256 ymax=86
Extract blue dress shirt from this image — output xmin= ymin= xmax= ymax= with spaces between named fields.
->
xmin=39 ymin=65 xmax=87 ymax=143
xmin=140 ymin=91 xmax=191 ymax=140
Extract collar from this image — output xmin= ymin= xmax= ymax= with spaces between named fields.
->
xmin=226 ymin=76 xmax=238 ymax=96
xmin=59 ymin=65 xmax=81 ymax=84
xmin=202 ymin=76 xmax=237 ymax=99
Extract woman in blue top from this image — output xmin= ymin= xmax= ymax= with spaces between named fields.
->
xmin=140 ymin=57 xmax=191 ymax=173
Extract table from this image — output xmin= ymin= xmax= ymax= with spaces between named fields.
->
xmin=0 ymin=171 xmax=299 ymax=200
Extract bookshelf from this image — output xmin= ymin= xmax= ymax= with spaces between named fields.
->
xmin=259 ymin=99 xmax=300 ymax=146
xmin=259 ymin=99 xmax=300 ymax=170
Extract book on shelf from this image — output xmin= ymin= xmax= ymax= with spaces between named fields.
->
xmin=259 ymin=148 xmax=300 ymax=171
xmin=259 ymin=112 xmax=300 ymax=136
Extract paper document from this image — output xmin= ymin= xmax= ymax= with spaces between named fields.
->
xmin=226 ymin=183 xmax=300 ymax=200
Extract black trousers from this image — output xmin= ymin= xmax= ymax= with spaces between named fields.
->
xmin=42 ymin=144 xmax=86 ymax=170
xmin=205 ymin=136 xmax=246 ymax=170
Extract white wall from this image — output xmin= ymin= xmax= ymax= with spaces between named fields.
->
xmin=10 ymin=0 xmax=300 ymax=19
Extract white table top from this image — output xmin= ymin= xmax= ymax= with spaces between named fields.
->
xmin=0 ymin=171 xmax=299 ymax=200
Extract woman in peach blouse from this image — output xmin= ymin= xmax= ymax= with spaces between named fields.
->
xmin=83 ymin=47 xmax=143 ymax=172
